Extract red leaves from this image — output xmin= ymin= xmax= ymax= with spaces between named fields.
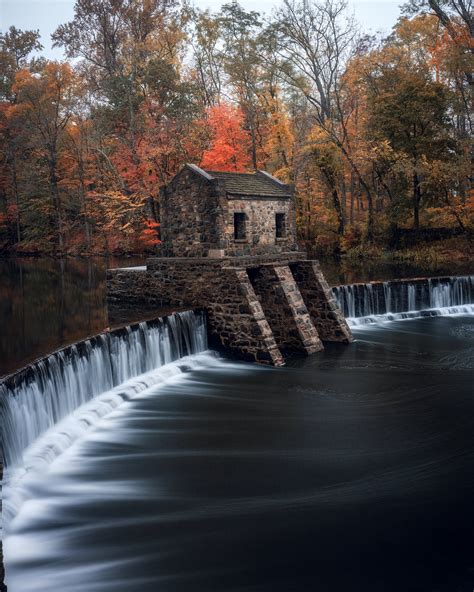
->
xmin=200 ymin=104 xmax=251 ymax=172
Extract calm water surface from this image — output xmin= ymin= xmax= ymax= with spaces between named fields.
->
xmin=0 ymin=257 xmax=144 ymax=376
xmin=4 ymin=316 xmax=474 ymax=592
xmin=1 ymin=256 xmax=471 ymax=376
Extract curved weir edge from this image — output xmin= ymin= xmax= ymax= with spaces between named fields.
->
xmin=0 ymin=309 xmax=208 ymax=591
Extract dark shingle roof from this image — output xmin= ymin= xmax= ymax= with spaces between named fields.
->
xmin=204 ymin=170 xmax=292 ymax=198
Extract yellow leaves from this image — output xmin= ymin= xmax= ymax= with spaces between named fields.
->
xmin=260 ymin=95 xmax=294 ymax=172
xmin=395 ymin=14 xmax=440 ymax=47
xmin=305 ymin=127 xmax=333 ymax=158
xmin=304 ymin=125 xmax=342 ymax=172
xmin=11 ymin=68 xmax=32 ymax=91
xmin=13 ymin=62 xmax=73 ymax=99
xmin=273 ymin=166 xmax=292 ymax=184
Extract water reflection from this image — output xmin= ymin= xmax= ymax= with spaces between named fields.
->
xmin=0 ymin=257 xmax=144 ymax=377
xmin=318 ymin=257 xmax=474 ymax=286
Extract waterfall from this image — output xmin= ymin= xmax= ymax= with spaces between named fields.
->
xmin=0 ymin=311 xmax=207 ymax=470
xmin=333 ymin=275 xmax=474 ymax=326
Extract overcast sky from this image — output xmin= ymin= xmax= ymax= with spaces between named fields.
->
xmin=1 ymin=0 xmax=402 ymax=60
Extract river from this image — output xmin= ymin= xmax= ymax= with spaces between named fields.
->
xmin=1 ymin=257 xmax=474 ymax=591
xmin=3 ymin=314 xmax=474 ymax=592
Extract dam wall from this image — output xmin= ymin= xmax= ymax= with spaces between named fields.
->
xmin=107 ymin=255 xmax=353 ymax=365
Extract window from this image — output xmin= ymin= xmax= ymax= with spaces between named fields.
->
xmin=234 ymin=212 xmax=246 ymax=240
xmin=275 ymin=213 xmax=286 ymax=238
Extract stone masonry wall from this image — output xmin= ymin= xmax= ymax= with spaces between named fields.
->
xmin=107 ymin=257 xmax=354 ymax=364
xmin=107 ymin=262 xmax=284 ymax=365
xmin=290 ymin=261 xmax=354 ymax=343
xmin=248 ymin=265 xmax=323 ymax=355
xmin=159 ymin=167 xmax=226 ymax=257
xmin=207 ymin=268 xmax=284 ymax=365
xmin=224 ymin=197 xmax=298 ymax=256
xmin=158 ymin=166 xmax=299 ymax=258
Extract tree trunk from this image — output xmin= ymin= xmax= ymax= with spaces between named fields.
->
xmin=11 ymin=155 xmax=21 ymax=244
xmin=334 ymin=141 xmax=374 ymax=240
xmin=413 ymin=170 xmax=421 ymax=230
xmin=350 ymin=171 xmax=355 ymax=225
xmin=78 ymin=163 xmax=91 ymax=251
xmin=250 ymin=123 xmax=258 ymax=169
xmin=321 ymin=167 xmax=344 ymax=235
xmin=49 ymin=155 xmax=64 ymax=252
xmin=340 ymin=171 xmax=347 ymax=219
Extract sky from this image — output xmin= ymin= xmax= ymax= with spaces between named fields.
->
xmin=1 ymin=0 xmax=403 ymax=60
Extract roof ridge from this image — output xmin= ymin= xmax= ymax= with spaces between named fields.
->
xmin=204 ymin=170 xmax=257 ymax=176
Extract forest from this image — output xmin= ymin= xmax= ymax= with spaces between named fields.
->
xmin=0 ymin=0 xmax=472 ymax=264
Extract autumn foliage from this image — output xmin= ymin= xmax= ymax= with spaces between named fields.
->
xmin=201 ymin=104 xmax=251 ymax=172
xmin=0 ymin=0 xmax=472 ymax=257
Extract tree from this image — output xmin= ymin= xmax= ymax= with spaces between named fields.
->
xmin=12 ymin=63 xmax=77 ymax=251
xmin=261 ymin=94 xmax=294 ymax=179
xmin=187 ymin=8 xmax=224 ymax=108
xmin=0 ymin=26 xmax=43 ymax=101
xmin=219 ymin=2 xmax=264 ymax=169
xmin=367 ymin=65 xmax=454 ymax=228
xmin=200 ymin=103 xmax=251 ymax=171
xmin=268 ymin=0 xmax=376 ymax=237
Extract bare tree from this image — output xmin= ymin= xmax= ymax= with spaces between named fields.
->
xmin=186 ymin=8 xmax=224 ymax=108
xmin=269 ymin=0 xmax=375 ymax=236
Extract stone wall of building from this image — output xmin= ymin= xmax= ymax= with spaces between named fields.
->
xmin=207 ymin=268 xmax=284 ymax=365
xmin=107 ymin=256 xmax=353 ymax=365
xmin=224 ymin=197 xmax=298 ymax=256
xmin=157 ymin=166 xmax=299 ymax=258
xmin=159 ymin=167 xmax=226 ymax=257
xmin=107 ymin=261 xmax=285 ymax=365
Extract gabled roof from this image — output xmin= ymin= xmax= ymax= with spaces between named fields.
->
xmin=205 ymin=170 xmax=292 ymax=198
xmin=183 ymin=164 xmax=292 ymax=198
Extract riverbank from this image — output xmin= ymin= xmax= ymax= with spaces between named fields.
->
xmin=317 ymin=236 xmax=473 ymax=286
xmin=347 ymin=236 xmax=470 ymax=265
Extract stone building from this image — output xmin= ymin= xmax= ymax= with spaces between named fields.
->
xmin=108 ymin=164 xmax=353 ymax=366
xmin=159 ymin=164 xmax=298 ymax=257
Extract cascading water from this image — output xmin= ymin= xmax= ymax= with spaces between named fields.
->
xmin=1 ymin=310 xmax=207 ymax=470
xmin=333 ymin=275 xmax=474 ymax=326
xmin=1 ymin=310 xmax=211 ymax=528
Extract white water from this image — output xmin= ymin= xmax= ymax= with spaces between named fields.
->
xmin=333 ymin=275 xmax=474 ymax=326
xmin=1 ymin=311 xmax=210 ymax=530
xmin=1 ymin=311 xmax=207 ymax=469
xmin=2 ymin=351 xmax=221 ymax=530
xmin=345 ymin=304 xmax=474 ymax=326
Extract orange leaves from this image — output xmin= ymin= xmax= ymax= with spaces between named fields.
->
xmin=200 ymin=103 xmax=251 ymax=172
xmin=139 ymin=219 xmax=161 ymax=247
xmin=12 ymin=63 xmax=74 ymax=108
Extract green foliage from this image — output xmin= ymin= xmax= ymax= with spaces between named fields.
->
xmin=0 ymin=26 xmax=43 ymax=100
